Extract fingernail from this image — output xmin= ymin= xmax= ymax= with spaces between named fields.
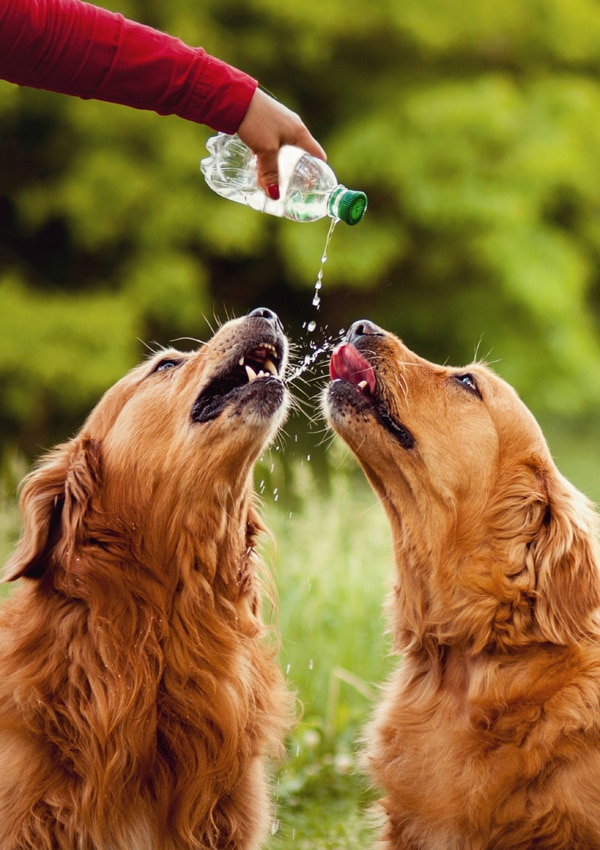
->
xmin=267 ymin=184 xmax=280 ymax=201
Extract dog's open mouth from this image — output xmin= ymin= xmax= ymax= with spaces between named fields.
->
xmin=192 ymin=341 xmax=284 ymax=423
xmin=329 ymin=343 xmax=415 ymax=449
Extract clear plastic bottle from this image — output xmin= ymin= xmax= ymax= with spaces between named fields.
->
xmin=200 ymin=133 xmax=368 ymax=226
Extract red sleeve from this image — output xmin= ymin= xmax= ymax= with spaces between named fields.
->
xmin=0 ymin=0 xmax=257 ymax=133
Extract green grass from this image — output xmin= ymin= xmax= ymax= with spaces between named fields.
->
xmin=263 ymin=455 xmax=393 ymax=848
xmin=0 ymin=451 xmax=26 ymax=569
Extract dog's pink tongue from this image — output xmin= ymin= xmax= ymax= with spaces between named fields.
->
xmin=330 ymin=343 xmax=376 ymax=394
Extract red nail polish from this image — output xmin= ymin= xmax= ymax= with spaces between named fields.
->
xmin=267 ymin=184 xmax=280 ymax=201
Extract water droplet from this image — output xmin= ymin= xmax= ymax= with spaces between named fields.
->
xmin=307 ymin=320 xmax=316 ymax=332
xmin=308 ymin=658 xmax=314 ymax=670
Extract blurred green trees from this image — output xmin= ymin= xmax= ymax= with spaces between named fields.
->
xmin=1 ymin=0 xmax=600 ymax=453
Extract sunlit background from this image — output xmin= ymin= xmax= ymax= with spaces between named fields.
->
xmin=1 ymin=0 xmax=600 ymax=846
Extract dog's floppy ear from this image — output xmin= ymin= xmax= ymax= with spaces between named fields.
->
xmin=2 ymin=437 xmax=101 ymax=582
xmin=529 ymin=465 xmax=600 ymax=644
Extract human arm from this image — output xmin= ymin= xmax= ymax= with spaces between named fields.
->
xmin=0 ymin=0 xmax=326 ymax=195
xmin=0 ymin=0 xmax=256 ymax=133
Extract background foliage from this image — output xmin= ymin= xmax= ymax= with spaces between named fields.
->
xmin=2 ymin=0 xmax=600 ymax=455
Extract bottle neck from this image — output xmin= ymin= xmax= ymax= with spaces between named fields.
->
xmin=328 ymin=186 xmax=368 ymax=225
xmin=328 ymin=186 xmax=345 ymax=219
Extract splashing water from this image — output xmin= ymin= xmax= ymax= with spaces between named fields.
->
xmin=287 ymin=330 xmax=344 ymax=382
xmin=287 ymin=323 xmax=348 ymax=383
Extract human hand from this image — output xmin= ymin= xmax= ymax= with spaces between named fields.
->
xmin=237 ymin=87 xmax=326 ymax=200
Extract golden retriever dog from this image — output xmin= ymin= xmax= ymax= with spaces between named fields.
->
xmin=324 ymin=319 xmax=600 ymax=850
xmin=0 ymin=308 xmax=293 ymax=850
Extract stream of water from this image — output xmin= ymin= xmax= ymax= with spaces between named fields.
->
xmin=287 ymin=217 xmax=342 ymax=384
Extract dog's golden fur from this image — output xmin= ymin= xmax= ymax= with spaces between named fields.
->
xmin=325 ymin=320 xmax=600 ymax=849
xmin=0 ymin=311 xmax=292 ymax=850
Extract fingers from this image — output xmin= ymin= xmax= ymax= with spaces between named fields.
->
xmin=237 ymin=87 xmax=326 ymax=197
xmin=293 ymin=127 xmax=327 ymax=163
xmin=255 ymin=150 xmax=281 ymax=200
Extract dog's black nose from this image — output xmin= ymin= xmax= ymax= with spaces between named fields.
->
xmin=347 ymin=319 xmax=384 ymax=345
xmin=248 ymin=307 xmax=283 ymax=331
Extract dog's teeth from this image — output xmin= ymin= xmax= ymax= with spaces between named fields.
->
xmin=245 ymin=364 xmax=258 ymax=382
xmin=239 ymin=356 xmax=245 ymax=366
xmin=358 ymin=380 xmax=368 ymax=390
xmin=264 ymin=358 xmax=278 ymax=376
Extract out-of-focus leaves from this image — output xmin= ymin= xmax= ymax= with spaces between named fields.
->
xmin=1 ymin=0 xmax=600 ymax=452
xmin=0 ymin=276 xmax=138 ymax=439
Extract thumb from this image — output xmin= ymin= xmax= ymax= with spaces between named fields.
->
xmin=256 ymin=150 xmax=280 ymax=200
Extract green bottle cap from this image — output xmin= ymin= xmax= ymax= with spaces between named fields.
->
xmin=330 ymin=186 xmax=368 ymax=226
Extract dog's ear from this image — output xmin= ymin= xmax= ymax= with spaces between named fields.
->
xmin=529 ymin=465 xmax=600 ymax=644
xmin=2 ymin=437 xmax=101 ymax=582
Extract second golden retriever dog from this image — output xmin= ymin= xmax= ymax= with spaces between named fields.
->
xmin=324 ymin=319 xmax=600 ymax=850
xmin=0 ymin=308 xmax=292 ymax=850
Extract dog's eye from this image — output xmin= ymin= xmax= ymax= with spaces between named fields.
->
xmin=455 ymin=373 xmax=481 ymax=398
xmin=153 ymin=358 xmax=181 ymax=374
